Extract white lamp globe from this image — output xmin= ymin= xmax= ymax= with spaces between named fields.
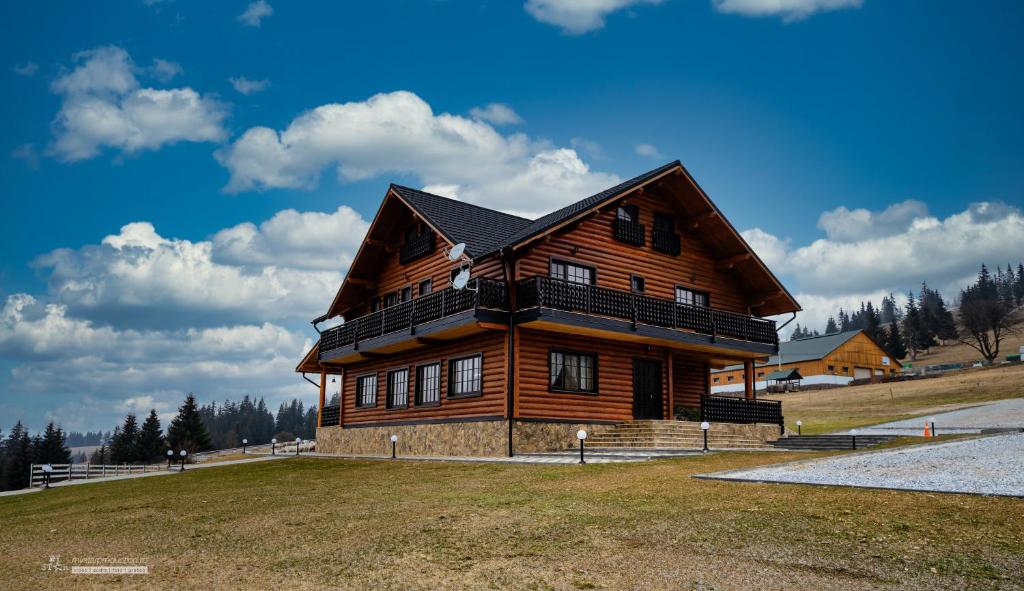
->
xmin=700 ymin=421 xmax=710 ymax=431
xmin=42 ymin=464 xmax=53 ymax=473
xmin=390 ymin=434 xmax=398 ymax=443
xmin=167 ymin=450 xmax=173 ymax=457
xmin=296 ymin=437 xmax=302 ymax=443
xmin=576 ymin=429 xmax=587 ymax=440
xmin=179 ymin=450 xmax=187 ymax=457
xmin=796 ymin=420 xmax=802 ymax=426
xmin=271 ymin=438 xmax=277 ymax=444
xmin=242 ymin=438 xmax=248 ymax=445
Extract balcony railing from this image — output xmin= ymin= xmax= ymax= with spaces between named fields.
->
xmin=516 ymin=275 xmax=778 ymax=346
xmin=652 ymin=228 xmax=681 ymax=256
xmin=399 ymin=232 xmax=435 ymax=265
xmin=319 ymin=278 xmax=508 ymax=357
xmin=320 ymin=404 xmax=340 ymax=427
xmin=614 ymin=218 xmax=645 ymax=247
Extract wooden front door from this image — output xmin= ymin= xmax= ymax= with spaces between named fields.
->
xmin=633 ymin=359 xmax=663 ymax=420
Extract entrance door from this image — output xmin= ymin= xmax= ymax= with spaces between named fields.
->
xmin=633 ymin=359 xmax=663 ymax=419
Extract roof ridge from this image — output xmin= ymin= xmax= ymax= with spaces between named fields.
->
xmin=390 ymin=184 xmax=533 ymax=222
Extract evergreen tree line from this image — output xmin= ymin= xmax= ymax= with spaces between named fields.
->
xmin=198 ymin=395 xmax=276 ymax=450
xmin=0 ymin=422 xmax=72 ymax=492
xmin=65 ymin=430 xmax=112 ymax=447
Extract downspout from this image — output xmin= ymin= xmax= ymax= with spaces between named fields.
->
xmin=301 ymin=372 xmax=321 ymax=389
xmin=310 ymin=313 xmax=329 ymax=335
xmin=775 ymin=312 xmax=797 ymax=372
xmin=500 ymin=246 xmax=516 ymax=458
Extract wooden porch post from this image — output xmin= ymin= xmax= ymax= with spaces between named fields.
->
xmin=666 ymin=351 xmax=674 ymax=420
xmin=317 ymin=370 xmax=326 ymax=427
xmin=338 ymin=369 xmax=344 ymax=428
xmin=743 ymin=360 xmax=754 ymax=400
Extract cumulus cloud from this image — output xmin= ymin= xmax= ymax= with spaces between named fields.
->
xmin=524 ymin=0 xmax=663 ymax=34
xmin=238 ymin=0 xmax=273 ymax=27
xmin=711 ymin=0 xmax=862 ymax=21
xmin=215 ymin=90 xmax=619 ymax=218
xmin=743 ymin=201 xmax=1024 ymax=334
xmin=11 ymin=61 xmax=39 ymax=76
xmin=48 ymin=45 xmax=228 ymax=161
xmin=469 ymin=103 xmax=523 ymax=125
xmin=228 ymin=76 xmax=270 ymax=95
xmin=634 ymin=143 xmax=662 ymax=159
xmin=149 ymin=58 xmax=182 ymax=82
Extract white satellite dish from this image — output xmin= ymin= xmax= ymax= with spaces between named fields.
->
xmin=452 ymin=268 xmax=471 ymax=290
xmin=446 ymin=242 xmax=467 ymax=262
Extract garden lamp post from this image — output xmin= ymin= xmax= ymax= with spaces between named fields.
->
xmin=271 ymin=438 xmax=277 ymax=456
xmin=179 ymin=449 xmax=187 ymax=470
xmin=42 ymin=463 xmax=53 ymax=489
xmin=390 ymin=434 xmax=398 ymax=459
xmin=577 ymin=430 xmax=587 ymax=464
xmin=929 ymin=417 xmax=937 ymax=437
xmin=796 ymin=420 xmax=802 ymax=436
xmin=851 ymin=429 xmax=858 ymax=450
xmin=701 ymin=421 xmax=710 ymax=453
xmin=295 ymin=437 xmax=302 ymax=456
xmin=242 ymin=438 xmax=248 ymax=454
xmin=166 ymin=449 xmax=173 ymax=469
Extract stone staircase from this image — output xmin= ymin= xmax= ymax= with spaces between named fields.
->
xmin=581 ymin=420 xmax=771 ymax=450
xmin=768 ymin=434 xmax=898 ymax=451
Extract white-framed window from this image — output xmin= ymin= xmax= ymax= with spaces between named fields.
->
xmin=675 ymin=287 xmax=709 ymax=307
xmin=550 ymin=260 xmax=594 ymax=285
xmin=386 ymin=368 xmax=408 ymax=409
xmin=415 ymin=363 xmax=441 ymax=406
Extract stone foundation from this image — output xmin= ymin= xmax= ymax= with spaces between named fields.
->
xmin=316 ymin=418 xmax=782 ymax=457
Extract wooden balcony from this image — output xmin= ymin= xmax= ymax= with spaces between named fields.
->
xmin=514 ymin=275 xmax=778 ymax=353
xmin=318 ymin=278 xmax=508 ymax=364
xmin=613 ymin=218 xmax=645 ymax=247
xmin=652 ymin=228 xmax=681 ymax=255
xmin=399 ymin=232 xmax=435 ymax=265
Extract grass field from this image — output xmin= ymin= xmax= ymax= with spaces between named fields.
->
xmin=2 ymin=449 xmax=1023 ymax=590
xmin=767 ymin=362 xmax=1024 ymax=434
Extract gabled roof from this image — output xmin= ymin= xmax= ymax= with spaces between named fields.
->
xmin=766 ymin=368 xmax=803 ymax=381
xmin=714 ymin=330 xmax=872 ymax=371
xmin=390 ymin=185 xmax=531 ymax=258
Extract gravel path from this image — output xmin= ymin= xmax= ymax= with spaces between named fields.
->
xmin=841 ymin=397 xmax=1024 ymax=436
xmin=700 ymin=432 xmax=1024 ymax=497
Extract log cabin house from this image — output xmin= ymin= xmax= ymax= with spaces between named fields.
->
xmin=711 ymin=329 xmax=899 ymax=394
xmin=296 ymin=161 xmax=801 ymax=456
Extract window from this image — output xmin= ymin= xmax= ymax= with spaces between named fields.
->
xmin=631 ymin=275 xmax=645 ymax=293
xmin=827 ymin=365 xmax=835 ymax=372
xmin=550 ymin=259 xmax=594 ymax=285
xmin=727 ymin=376 xmax=734 ymax=382
xmin=386 ymin=368 xmax=409 ymax=409
xmin=415 ymin=363 xmax=441 ymax=406
xmin=405 ymin=223 xmax=424 ymax=243
xmin=382 ymin=292 xmax=399 ymax=308
xmin=418 ymin=278 xmax=432 ymax=296
xmin=675 ymin=287 xmax=709 ymax=307
xmin=617 ymin=204 xmax=639 ymax=223
xmin=448 ymin=355 xmax=482 ymax=397
xmin=757 ymin=372 xmax=765 ymax=378
xmin=370 ymin=297 xmax=381 ymax=313
xmin=401 ymin=286 xmax=412 ymax=303
xmin=654 ymin=212 xmax=675 ymax=232
xmin=549 ymin=350 xmax=597 ymax=393
xmin=356 ymin=374 xmax=377 ymax=408
xmin=842 ymin=366 xmax=849 ymax=373
xmin=713 ymin=377 xmax=720 ymax=383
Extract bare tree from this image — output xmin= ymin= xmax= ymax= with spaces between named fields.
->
xmin=958 ymin=264 xmax=1017 ymax=363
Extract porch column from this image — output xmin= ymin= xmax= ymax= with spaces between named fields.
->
xmin=743 ymin=360 xmax=754 ymax=400
xmin=666 ymin=351 xmax=674 ymax=420
xmin=317 ymin=369 xmax=326 ymax=427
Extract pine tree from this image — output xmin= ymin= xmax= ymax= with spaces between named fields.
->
xmin=885 ymin=321 xmax=908 ymax=360
xmin=825 ymin=316 xmax=838 ymax=334
xmin=167 ymin=393 xmax=212 ymax=454
xmin=902 ymin=291 xmax=924 ymax=361
xmin=880 ymin=294 xmax=899 ymax=324
xmin=89 ymin=443 xmax=109 ymax=465
xmin=863 ymin=301 xmax=881 ymax=341
xmin=3 ymin=422 xmax=33 ymax=490
xmin=111 ymin=414 xmax=140 ymax=463
xmin=1015 ymin=263 xmax=1024 ymax=306
xmin=137 ymin=410 xmax=165 ymax=462
xmin=36 ymin=422 xmax=71 ymax=464
xmin=959 ymin=263 xmax=1014 ymax=362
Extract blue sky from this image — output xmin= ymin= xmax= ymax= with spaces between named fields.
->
xmin=2 ymin=0 xmax=1023 ymax=432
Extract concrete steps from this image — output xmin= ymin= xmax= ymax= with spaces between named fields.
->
xmin=768 ymin=435 xmax=898 ymax=451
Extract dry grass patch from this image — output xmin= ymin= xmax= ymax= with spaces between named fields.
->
xmin=766 ymin=363 xmax=1024 ymax=434
xmin=1 ymin=452 xmax=1022 ymax=590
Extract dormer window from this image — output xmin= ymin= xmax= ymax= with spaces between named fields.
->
xmin=652 ymin=212 xmax=681 ymax=255
xmin=399 ymin=222 xmax=435 ymax=264
xmin=614 ymin=203 xmax=645 ymax=247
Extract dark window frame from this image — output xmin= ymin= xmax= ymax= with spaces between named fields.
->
xmin=447 ymin=354 xmax=483 ymax=399
xmin=385 ymin=367 xmax=409 ymax=410
xmin=674 ymin=285 xmax=710 ymax=308
xmin=382 ymin=291 xmax=400 ymax=309
xmin=400 ymin=286 xmax=412 ymax=303
xmin=653 ymin=212 xmax=675 ymax=232
xmin=549 ymin=258 xmax=596 ymax=285
xmin=418 ymin=278 xmax=433 ymax=297
xmin=617 ymin=203 xmax=639 ymax=223
xmin=414 ymin=361 xmax=442 ymax=407
xmin=355 ymin=373 xmax=378 ymax=409
xmin=630 ymin=274 xmax=645 ymax=293
xmin=548 ymin=349 xmax=599 ymax=394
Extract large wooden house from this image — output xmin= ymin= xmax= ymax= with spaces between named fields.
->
xmin=296 ymin=161 xmax=801 ymax=456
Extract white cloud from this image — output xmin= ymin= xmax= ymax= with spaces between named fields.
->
xmin=149 ymin=58 xmax=182 ymax=82
xmin=11 ymin=143 xmax=40 ymax=168
xmin=215 ymin=90 xmax=619 ymax=218
xmin=238 ymin=0 xmax=273 ymax=27
xmin=711 ymin=0 xmax=862 ymax=21
xmin=49 ymin=45 xmax=228 ymax=161
xmin=745 ymin=201 xmax=1024 ymax=334
xmin=229 ymin=76 xmax=270 ymax=95
xmin=571 ymin=137 xmax=604 ymax=159
xmin=12 ymin=61 xmax=39 ymax=76
xmin=524 ymin=0 xmax=663 ymax=34
xmin=634 ymin=143 xmax=662 ymax=158
xmin=469 ymin=103 xmax=523 ymax=125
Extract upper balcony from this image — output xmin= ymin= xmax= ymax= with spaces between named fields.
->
xmin=613 ymin=217 xmax=646 ymax=247
xmin=399 ymin=231 xmax=436 ymax=265
xmin=318 ymin=278 xmax=508 ymax=364
xmin=514 ymin=275 xmax=778 ymax=355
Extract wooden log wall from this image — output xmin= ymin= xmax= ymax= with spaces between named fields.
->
xmin=515 ymin=191 xmax=751 ymax=314
xmin=672 ymin=356 xmax=709 ymax=409
xmin=341 ymin=331 xmax=507 ymax=425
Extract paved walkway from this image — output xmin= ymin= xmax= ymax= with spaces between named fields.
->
xmin=840 ymin=397 xmax=1024 ymax=436
xmin=0 ymin=455 xmax=287 ymax=498
xmin=698 ymin=432 xmax=1024 ymax=497
xmin=301 ymin=449 xmax=703 ymax=464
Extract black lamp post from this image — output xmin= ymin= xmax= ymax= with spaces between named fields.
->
xmin=179 ymin=449 xmax=187 ymax=470
xmin=701 ymin=421 xmax=710 ymax=453
xmin=390 ymin=434 xmax=398 ymax=459
xmin=242 ymin=438 xmax=248 ymax=454
xmin=271 ymin=438 xmax=277 ymax=456
xmin=295 ymin=437 xmax=302 ymax=456
xmin=166 ymin=449 xmax=174 ymax=469
xmin=42 ymin=464 xmax=53 ymax=489
xmin=577 ymin=429 xmax=587 ymax=464
xmin=796 ymin=420 xmax=802 ymax=436
xmin=929 ymin=417 xmax=937 ymax=437
xmin=851 ymin=429 xmax=858 ymax=450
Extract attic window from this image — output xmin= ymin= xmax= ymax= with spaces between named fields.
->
xmin=400 ymin=223 xmax=435 ymax=265
xmin=652 ymin=212 xmax=681 ymax=256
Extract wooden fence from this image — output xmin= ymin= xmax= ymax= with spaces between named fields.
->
xmin=29 ymin=462 xmax=165 ymax=487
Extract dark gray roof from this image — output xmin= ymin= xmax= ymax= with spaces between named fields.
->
xmin=391 ymin=160 xmax=681 ymax=259
xmin=390 ymin=185 xmax=531 ymax=257
xmin=766 ymin=368 xmax=802 ymax=381
xmin=714 ymin=330 xmax=866 ymax=372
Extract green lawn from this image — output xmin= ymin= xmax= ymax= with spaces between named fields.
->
xmin=2 ymin=452 xmax=1022 ymax=590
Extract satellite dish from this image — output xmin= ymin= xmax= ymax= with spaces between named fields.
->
xmin=452 ymin=268 xmax=470 ymax=290
xmin=447 ymin=242 xmax=466 ymax=262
